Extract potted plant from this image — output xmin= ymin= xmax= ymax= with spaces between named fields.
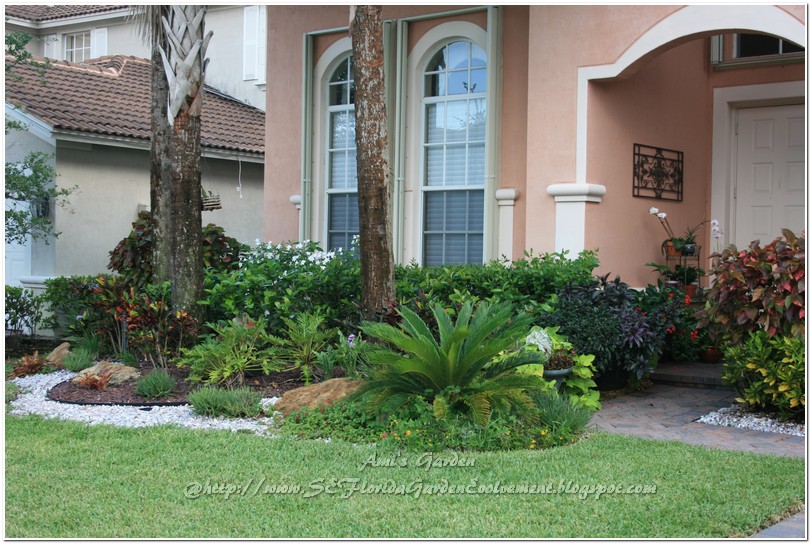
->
xmin=650 ymin=207 xmax=680 ymax=256
xmin=662 ymin=237 xmax=684 ymax=256
xmin=647 ymin=263 xmax=704 ymax=294
xmin=672 ymin=265 xmax=704 ymax=297
xmin=695 ymin=323 xmax=723 ymax=364
xmin=680 ymin=221 xmax=708 ymax=256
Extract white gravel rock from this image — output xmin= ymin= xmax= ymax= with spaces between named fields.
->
xmin=698 ymin=404 xmax=805 ymax=436
xmin=9 ymin=371 xmax=282 ymax=436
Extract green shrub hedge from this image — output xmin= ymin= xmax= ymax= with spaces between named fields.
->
xmin=722 ymin=331 xmax=805 ymax=421
xmin=203 ymin=241 xmax=599 ymax=331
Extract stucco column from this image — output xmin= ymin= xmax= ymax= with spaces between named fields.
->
xmin=546 ymin=183 xmax=606 ymax=254
xmin=495 ymin=188 xmax=518 ymax=261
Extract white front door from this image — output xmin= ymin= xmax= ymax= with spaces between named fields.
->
xmin=4 ymin=200 xmax=32 ymax=287
xmin=734 ymin=104 xmax=805 ymax=247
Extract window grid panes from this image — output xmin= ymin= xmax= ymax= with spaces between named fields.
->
xmin=64 ymin=31 xmax=91 ymax=63
xmin=326 ymin=57 xmax=358 ymax=251
xmin=735 ymin=33 xmax=804 ymax=59
xmin=422 ymin=41 xmax=487 ymax=266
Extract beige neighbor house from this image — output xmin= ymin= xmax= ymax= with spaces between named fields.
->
xmin=4 ymin=55 xmax=265 ymax=285
xmin=263 ymin=4 xmax=806 ymax=288
xmin=4 ymin=4 xmax=268 ymax=288
xmin=4 ymin=4 xmax=268 ymax=110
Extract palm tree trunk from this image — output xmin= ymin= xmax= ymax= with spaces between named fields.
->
xmin=350 ymin=6 xmax=396 ymax=320
xmin=157 ymin=5 xmax=213 ymax=322
xmin=144 ymin=6 xmax=172 ymax=283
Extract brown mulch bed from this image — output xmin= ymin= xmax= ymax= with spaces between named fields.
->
xmin=47 ymin=361 xmax=331 ymax=407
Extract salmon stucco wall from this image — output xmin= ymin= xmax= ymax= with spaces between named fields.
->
xmin=527 ymin=4 xmax=804 ymax=287
xmin=585 ymin=38 xmax=713 ymax=287
xmin=524 ymin=5 xmax=682 ymax=258
xmin=499 ymin=6 xmax=530 ymax=258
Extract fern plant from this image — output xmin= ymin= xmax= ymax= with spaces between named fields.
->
xmin=176 ymin=316 xmax=281 ymax=387
xmin=357 ymin=301 xmax=547 ymax=425
xmin=267 ymin=313 xmax=336 ymax=384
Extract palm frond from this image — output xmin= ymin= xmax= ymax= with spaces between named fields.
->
xmin=361 ymin=321 xmax=441 ymax=365
xmin=462 ymin=391 xmax=492 ymax=426
xmin=482 ymin=349 xmax=544 ymax=378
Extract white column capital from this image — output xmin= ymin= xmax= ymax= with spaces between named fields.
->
xmin=495 ymin=187 xmax=519 ymax=205
xmin=547 ymin=182 xmax=606 ymax=203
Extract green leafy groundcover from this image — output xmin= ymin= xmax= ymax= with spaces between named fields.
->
xmin=5 ymin=415 xmax=803 ymax=539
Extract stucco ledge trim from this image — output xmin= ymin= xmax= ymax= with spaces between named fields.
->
xmin=547 ymin=183 xmax=606 ymax=203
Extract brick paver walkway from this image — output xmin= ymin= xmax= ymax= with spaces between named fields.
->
xmin=591 ymin=384 xmax=805 ymax=457
xmin=591 ymin=383 xmax=806 ymax=538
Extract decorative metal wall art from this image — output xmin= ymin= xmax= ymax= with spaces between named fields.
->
xmin=633 ymin=143 xmax=684 ymax=201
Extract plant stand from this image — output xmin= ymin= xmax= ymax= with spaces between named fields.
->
xmin=665 ymin=245 xmax=702 ymax=290
xmin=543 ymin=367 xmax=573 ymax=390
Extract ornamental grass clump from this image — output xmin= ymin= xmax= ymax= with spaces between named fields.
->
xmin=61 ymin=347 xmax=97 ymax=372
xmin=188 ymin=386 xmax=262 ymax=418
xmin=135 ymin=369 xmax=176 ymax=399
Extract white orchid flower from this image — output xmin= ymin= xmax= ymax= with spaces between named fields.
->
xmin=657 ymin=212 xmax=667 ymax=219
xmin=649 ymin=207 xmax=659 ymax=215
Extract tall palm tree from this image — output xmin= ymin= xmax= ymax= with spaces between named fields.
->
xmin=135 ymin=6 xmax=212 ymax=322
xmin=134 ymin=6 xmax=171 ymax=282
xmin=350 ymin=6 xmax=396 ymax=321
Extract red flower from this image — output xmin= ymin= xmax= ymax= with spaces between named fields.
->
xmin=690 ymin=330 xmax=699 ymax=341
xmin=668 ymin=292 xmax=675 ymax=298
xmin=684 ymin=295 xmax=692 ymax=305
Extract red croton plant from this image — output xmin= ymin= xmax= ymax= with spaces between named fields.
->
xmin=697 ymin=228 xmax=805 ymax=345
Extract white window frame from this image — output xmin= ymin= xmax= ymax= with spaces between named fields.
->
xmin=311 ymin=38 xmax=355 ymax=249
xmin=421 ymin=41 xmax=488 ymax=266
xmin=405 ymin=22 xmax=491 ymax=266
xmin=64 ymin=30 xmax=91 ymax=62
xmin=324 ymin=55 xmax=358 ymax=251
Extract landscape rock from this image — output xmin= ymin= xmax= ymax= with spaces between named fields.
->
xmin=274 ymin=377 xmax=364 ymax=415
xmin=72 ymin=360 xmax=140 ymax=386
xmin=46 ymin=342 xmax=71 ymax=368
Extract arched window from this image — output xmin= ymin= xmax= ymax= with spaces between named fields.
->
xmin=421 ymin=40 xmax=487 ymax=265
xmin=325 ymin=56 xmax=357 ymax=250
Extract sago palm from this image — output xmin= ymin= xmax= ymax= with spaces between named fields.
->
xmin=357 ymin=301 xmax=548 ymax=425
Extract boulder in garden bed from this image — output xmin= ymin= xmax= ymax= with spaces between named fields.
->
xmin=46 ymin=342 xmax=71 ymax=368
xmin=72 ymin=360 xmax=140 ymax=386
xmin=274 ymin=378 xmax=364 ymax=415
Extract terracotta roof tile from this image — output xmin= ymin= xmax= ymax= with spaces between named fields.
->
xmin=4 ymin=5 xmax=127 ymax=22
xmin=5 ymin=55 xmax=264 ymax=155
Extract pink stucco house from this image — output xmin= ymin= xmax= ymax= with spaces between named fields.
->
xmin=262 ymin=5 xmax=805 ymax=287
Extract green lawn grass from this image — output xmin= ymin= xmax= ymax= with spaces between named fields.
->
xmin=5 ymin=414 xmax=804 ymax=538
